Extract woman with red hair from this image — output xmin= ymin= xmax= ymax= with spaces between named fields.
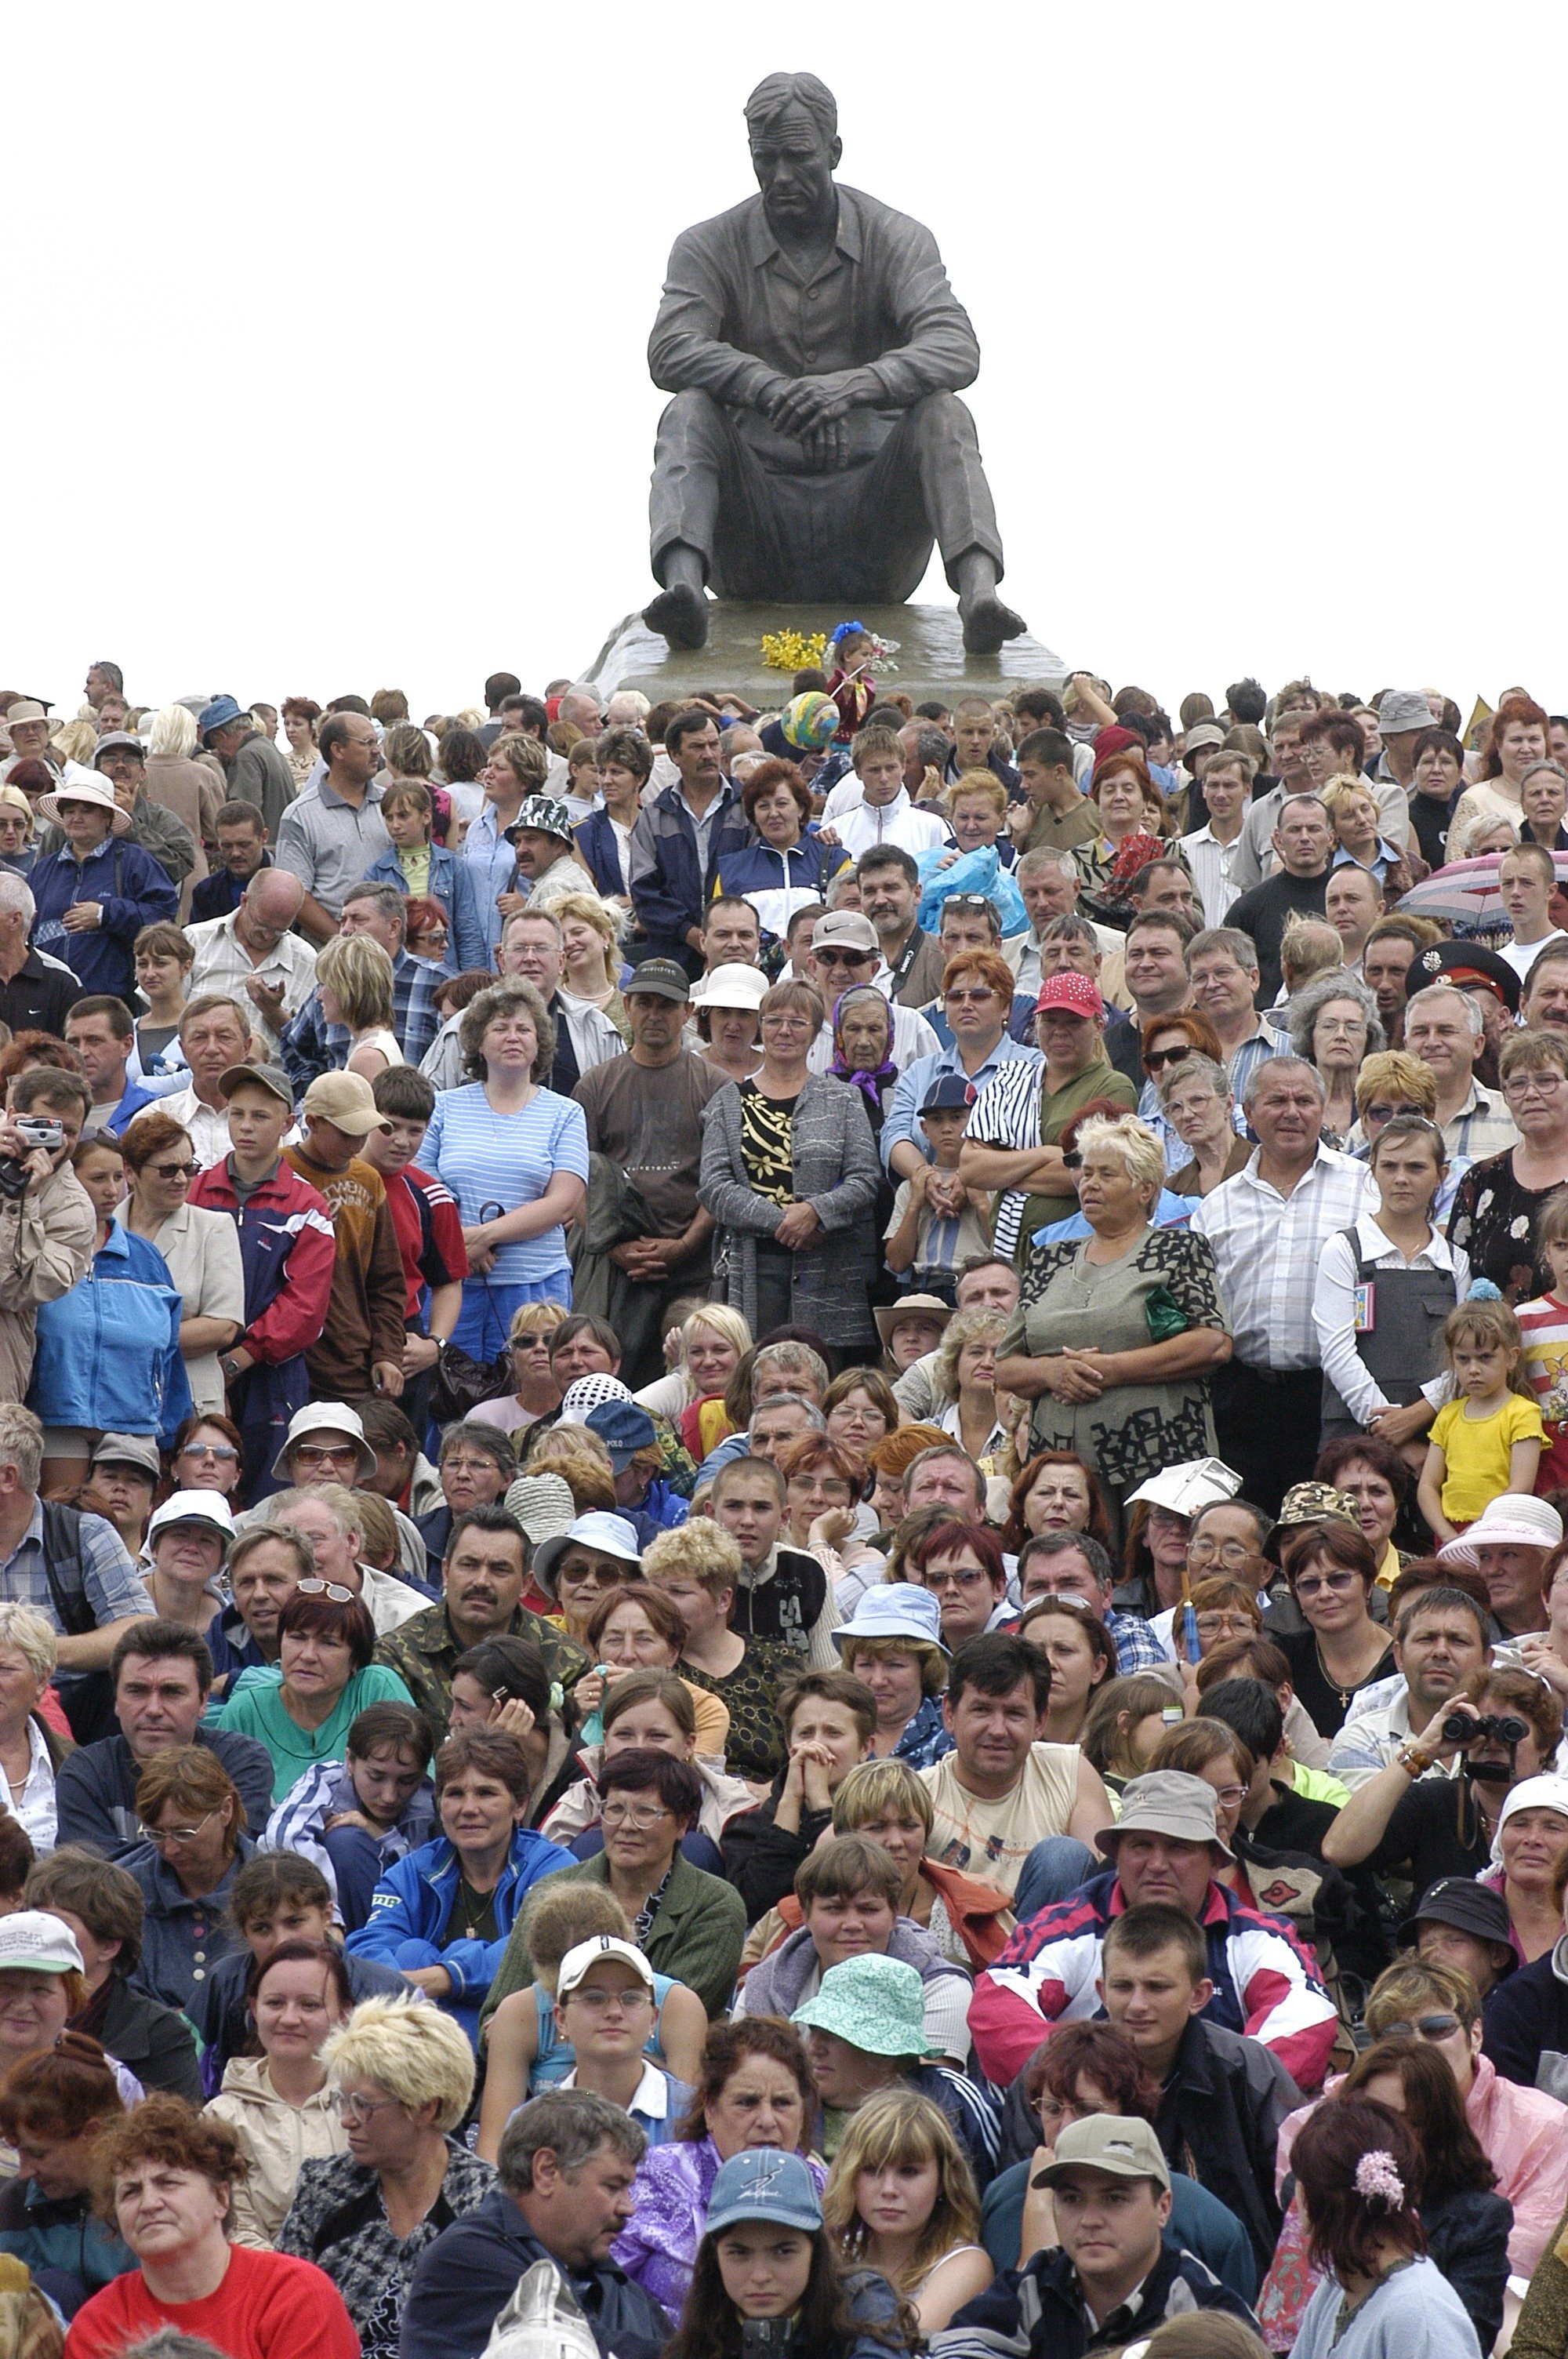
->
xmin=1452 ymin=693 xmax=1551 ymax=846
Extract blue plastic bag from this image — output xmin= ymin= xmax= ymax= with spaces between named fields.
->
xmin=915 ymin=842 xmax=1029 ymax=937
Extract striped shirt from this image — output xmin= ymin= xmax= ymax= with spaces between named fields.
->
xmin=0 ymin=1501 xmax=152 ymax=1636
xmin=963 ymin=1057 xmax=1052 ymax=1261
xmin=423 ymin=1085 xmax=590 ymax=1286
xmin=1191 ymin=1145 xmax=1374 ymax=1370
xmin=1179 ymin=821 xmax=1249 ymax=929
xmin=1440 ymin=1079 xmax=1519 ymax=1165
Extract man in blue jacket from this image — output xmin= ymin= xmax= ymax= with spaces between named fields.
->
xmin=346 ymin=1725 xmax=572 ymax=2045
xmin=401 ymin=2087 xmax=668 ymax=2359
xmin=29 ymin=767 xmax=177 ymax=999
xmin=629 ymin=710 xmax=748 ymax=976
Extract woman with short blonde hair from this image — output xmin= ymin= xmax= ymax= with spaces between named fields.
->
xmin=314 ymin=933 xmax=401 ymax=1081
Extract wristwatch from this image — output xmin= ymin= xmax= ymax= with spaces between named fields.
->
xmin=219 ymin=1354 xmax=243 ymax=1385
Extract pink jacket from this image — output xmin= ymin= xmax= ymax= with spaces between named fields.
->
xmin=1277 ymin=2052 xmax=1568 ymax=2275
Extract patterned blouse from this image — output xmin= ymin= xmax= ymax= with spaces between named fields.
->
xmin=276 ymin=2139 xmax=495 ymax=2359
xmin=1447 ymin=1148 xmax=1564 ymax=1303
xmin=738 ymin=1081 xmax=797 ymax=1208
xmin=678 ymin=1636 xmax=794 ymax=1783
xmin=612 ymin=2135 xmax=827 ymax=2314
xmin=1004 ymin=1222 xmax=1230 ymax=1492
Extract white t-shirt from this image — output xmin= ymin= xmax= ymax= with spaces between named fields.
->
xmin=917 ymin=1743 xmax=1081 ymax=1896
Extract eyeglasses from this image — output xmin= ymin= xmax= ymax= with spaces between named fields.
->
xmin=1195 ymin=1612 xmax=1256 ymax=1638
xmin=150 ymin=1160 xmax=197 ymax=1180
xmin=297 ymin=1578 xmax=356 ymax=1604
xmin=1363 ymin=1103 xmax=1414 ymax=1125
xmin=1142 ymin=1045 xmax=1192 ymax=1071
xmin=562 ymin=1983 xmax=653 ymax=2012
xmin=945 ymin=987 xmax=1000 ymax=1005
xmin=1292 ymin=1570 xmax=1359 ymax=1597
xmin=1378 ymin=2014 xmax=1463 ymax=2045
xmin=1504 ymin=1071 xmax=1567 ymax=1100
xmin=601 ymin=1803 xmax=673 ymax=1832
xmin=147 ymin=1808 xmax=217 ymax=1848
xmin=292 ymin=1442 xmax=358 ymax=1468
xmin=179 ymin=1441 xmax=238 ymax=1463
xmin=1210 ymin=1783 xmax=1247 ymax=1808
xmin=1188 ymin=1538 xmax=1257 ymax=1568
xmin=332 ymin=2091 xmax=401 ymax=2123
xmin=920 ymin=1565 xmax=989 ymax=1592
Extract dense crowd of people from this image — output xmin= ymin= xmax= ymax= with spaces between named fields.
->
xmin=0 ymin=658 xmax=1561 ymax=2356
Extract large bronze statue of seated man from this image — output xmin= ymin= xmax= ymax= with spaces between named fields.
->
xmin=644 ymin=71 xmax=1027 ymax=656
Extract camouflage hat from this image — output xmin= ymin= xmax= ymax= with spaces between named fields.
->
xmin=1263 ymin=1481 xmax=1363 ymax=1565
xmin=506 ymin=794 xmax=574 ymax=845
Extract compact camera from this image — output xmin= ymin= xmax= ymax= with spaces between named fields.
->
xmin=0 ymin=1117 xmax=65 ymax=1201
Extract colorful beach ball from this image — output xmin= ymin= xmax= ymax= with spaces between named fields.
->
xmin=782 ymin=690 xmax=839 ymax=751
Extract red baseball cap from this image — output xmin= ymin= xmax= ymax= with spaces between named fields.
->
xmin=1034 ymin=972 xmax=1105 ymax=1020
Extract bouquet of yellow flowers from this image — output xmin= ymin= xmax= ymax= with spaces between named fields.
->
xmin=760 ymin=627 xmax=828 ymax=673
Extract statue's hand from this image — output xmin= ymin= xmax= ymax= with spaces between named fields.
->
xmin=768 ymin=376 xmax=854 ymax=437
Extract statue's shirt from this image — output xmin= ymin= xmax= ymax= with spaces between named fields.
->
xmin=648 ymin=183 xmax=980 ymax=412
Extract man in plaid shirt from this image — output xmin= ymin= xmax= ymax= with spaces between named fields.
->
xmin=1016 ymin=1532 xmax=1171 ymax=1673
xmin=281 ymin=881 xmax=441 ymax=1094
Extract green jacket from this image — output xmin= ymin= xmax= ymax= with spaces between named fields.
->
xmin=479 ymin=1848 xmax=746 ymax=2033
xmin=372 ymin=1603 xmax=590 ymax=1752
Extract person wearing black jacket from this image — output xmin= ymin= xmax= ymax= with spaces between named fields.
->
xmin=51 ymin=1623 xmax=275 ymax=1858
xmin=1483 ymin=1925 xmax=1568 ymax=2095
xmin=402 ymin=2087 xmax=669 ymax=2359
xmin=1096 ymin=1903 xmax=1301 ymax=2277
xmin=720 ymin=1670 xmax=874 ymax=1922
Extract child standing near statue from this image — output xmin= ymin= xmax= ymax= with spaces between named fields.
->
xmin=827 ymin=622 xmax=877 ymax=742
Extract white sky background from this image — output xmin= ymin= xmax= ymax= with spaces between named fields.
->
xmin=8 ymin=2 xmax=1563 ymax=723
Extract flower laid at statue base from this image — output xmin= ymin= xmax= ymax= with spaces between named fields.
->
xmin=760 ymin=627 xmax=828 ymax=673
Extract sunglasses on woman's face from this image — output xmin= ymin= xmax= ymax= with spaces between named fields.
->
xmin=1143 ymin=1045 xmax=1192 ymax=1072
xmin=1379 ymin=2013 xmax=1463 ymax=2044
xmin=1292 ymin=1569 xmax=1359 ymax=1597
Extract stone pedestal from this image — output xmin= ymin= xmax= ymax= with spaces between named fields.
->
xmin=583 ymin=601 xmax=1065 ymax=709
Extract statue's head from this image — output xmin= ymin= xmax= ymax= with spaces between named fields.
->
xmin=745 ymin=72 xmax=842 ymax=234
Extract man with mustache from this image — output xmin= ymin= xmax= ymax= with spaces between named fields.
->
xmin=373 ymin=1504 xmax=588 ymax=1748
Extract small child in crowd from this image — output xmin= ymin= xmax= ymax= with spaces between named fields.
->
xmin=884 ymin=1075 xmax=992 ymax=1302
xmin=1419 ymin=1298 xmax=1544 ymax=1542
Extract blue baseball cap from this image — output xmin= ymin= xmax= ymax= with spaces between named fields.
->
xmin=919 ymin=1073 xmax=976 ymax=1117
xmin=585 ymin=1398 xmax=658 ymax=1470
xmin=706 ymin=2150 xmax=822 ymax=2238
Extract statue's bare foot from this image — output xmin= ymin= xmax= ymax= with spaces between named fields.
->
xmin=643 ymin=582 xmax=709 ymax=649
xmin=960 ymin=590 xmax=1028 ymax=654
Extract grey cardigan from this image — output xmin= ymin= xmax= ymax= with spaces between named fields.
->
xmin=699 ymin=1073 xmax=880 ymax=1344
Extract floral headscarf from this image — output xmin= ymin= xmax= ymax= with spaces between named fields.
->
xmin=828 ymin=983 xmax=895 ymax=1110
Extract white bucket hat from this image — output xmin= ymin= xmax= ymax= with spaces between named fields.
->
xmin=37 ymin=761 xmax=132 ymax=836
xmin=1439 ymin=1494 xmax=1564 ymax=1564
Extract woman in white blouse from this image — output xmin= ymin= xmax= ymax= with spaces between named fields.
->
xmin=116 ymin=1110 xmax=246 ymax=1416
xmin=1312 ymin=1112 xmax=1468 ymax=1456
xmin=0 ymin=1604 xmax=65 ymax=1852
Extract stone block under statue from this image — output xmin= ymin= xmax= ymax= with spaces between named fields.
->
xmin=585 ymin=602 xmax=1064 ymax=709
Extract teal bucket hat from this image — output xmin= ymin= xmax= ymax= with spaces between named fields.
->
xmin=790 ymin=1954 xmax=944 ymax=2059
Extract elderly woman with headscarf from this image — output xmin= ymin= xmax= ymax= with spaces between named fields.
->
xmin=828 ymin=984 xmax=900 ymax=1141
xmin=1287 ymin=969 xmax=1386 ymax=1148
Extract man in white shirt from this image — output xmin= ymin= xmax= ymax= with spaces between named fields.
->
xmin=1179 ymin=751 xmax=1254 ymax=928
xmin=1499 ymin=843 xmax=1568 ymax=982
xmin=1192 ymin=1056 xmax=1374 ymax=1517
xmin=158 ymin=996 xmax=256 ymax=1170
xmin=1327 ymin=1584 xmax=1489 ymax=1789
xmin=818 ymin=725 xmax=950 ymax=860
xmin=185 ymin=871 xmax=318 ymax=1053
xmin=1011 ymin=849 xmax=1127 ymax=1006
